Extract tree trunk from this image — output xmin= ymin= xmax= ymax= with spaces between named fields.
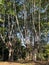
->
xmin=48 ymin=55 xmax=49 ymax=61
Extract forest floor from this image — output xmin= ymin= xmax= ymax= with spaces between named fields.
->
xmin=0 ymin=62 xmax=35 ymax=65
xmin=0 ymin=61 xmax=49 ymax=65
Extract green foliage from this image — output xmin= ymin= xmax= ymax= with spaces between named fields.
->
xmin=37 ymin=53 xmax=46 ymax=60
xmin=0 ymin=19 xmax=4 ymax=22
xmin=0 ymin=0 xmax=49 ymax=61
xmin=21 ymin=46 xmax=26 ymax=60
xmin=13 ymin=38 xmax=26 ymax=61
xmin=0 ymin=0 xmax=2 ymax=4
xmin=45 ymin=44 xmax=49 ymax=55
xmin=0 ymin=27 xmax=6 ymax=34
xmin=38 ymin=44 xmax=49 ymax=60
xmin=0 ymin=37 xmax=6 ymax=59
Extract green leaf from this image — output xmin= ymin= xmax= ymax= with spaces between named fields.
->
xmin=0 ymin=0 xmax=2 ymax=4
xmin=0 ymin=19 xmax=4 ymax=22
xmin=0 ymin=27 xmax=6 ymax=31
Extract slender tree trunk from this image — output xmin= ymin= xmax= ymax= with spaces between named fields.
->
xmin=38 ymin=0 xmax=41 ymax=43
xmin=38 ymin=0 xmax=41 ymax=55
xmin=32 ymin=0 xmax=37 ymax=61
xmin=2 ymin=15 xmax=5 ymax=60
xmin=48 ymin=55 xmax=49 ymax=61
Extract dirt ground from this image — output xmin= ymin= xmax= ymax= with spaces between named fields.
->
xmin=0 ymin=62 xmax=35 ymax=65
xmin=0 ymin=61 xmax=49 ymax=65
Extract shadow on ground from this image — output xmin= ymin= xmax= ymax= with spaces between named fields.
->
xmin=35 ymin=61 xmax=49 ymax=65
xmin=0 ymin=60 xmax=49 ymax=65
xmin=20 ymin=60 xmax=49 ymax=65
